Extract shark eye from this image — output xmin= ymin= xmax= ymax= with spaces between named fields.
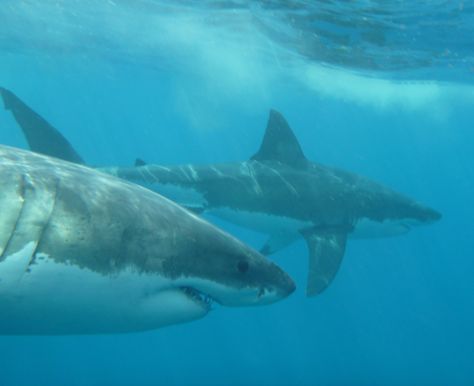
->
xmin=237 ymin=261 xmax=249 ymax=274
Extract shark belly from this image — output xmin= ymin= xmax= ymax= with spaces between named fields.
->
xmin=207 ymin=206 xmax=313 ymax=235
xmin=142 ymin=182 xmax=207 ymax=211
xmin=0 ymin=243 xmax=207 ymax=335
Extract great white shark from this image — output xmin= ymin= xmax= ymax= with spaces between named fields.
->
xmin=0 ymin=144 xmax=294 ymax=334
xmin=0 ymin=87 xmax=441 ymax=296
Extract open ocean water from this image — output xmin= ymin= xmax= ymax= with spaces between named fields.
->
xmin=0 ymin=1 xmax=473 ymax=385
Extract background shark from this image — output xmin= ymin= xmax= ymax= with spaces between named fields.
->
xmin=0 ymin=145 xmax=294 ymax=334
xmin=0 ymin=87 xmax=441 ymax=296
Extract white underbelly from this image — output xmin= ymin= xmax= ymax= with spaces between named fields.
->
xmin=145 ymin=182 xmax=207 ymax=208
xmin=207 ymin=207 xmax=313 ymax=235
xmin=208 ymin=208 xmax=412 ymax=240
xmin=0 ymin=243 xmax=206 ymax=335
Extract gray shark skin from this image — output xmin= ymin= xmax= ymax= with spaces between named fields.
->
xmin=0 ymin=87 xmax=441 ymax=296
xmin=109 ymin=133 xmax=441 ymax=296
xmin=0 ymin=145 xmax=294 ymax=335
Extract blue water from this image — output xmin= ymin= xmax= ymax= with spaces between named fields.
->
xmin=1 ymin=2 xmax=473 ymax=385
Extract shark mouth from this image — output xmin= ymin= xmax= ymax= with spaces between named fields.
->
xmin=180 ymin=286 xmax=214 ymax=310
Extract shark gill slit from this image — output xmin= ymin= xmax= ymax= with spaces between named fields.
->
xmin=0 ymin=173 xmax=28 ymax=262
xmin=27 ymin=177 xmax=60 ymax=270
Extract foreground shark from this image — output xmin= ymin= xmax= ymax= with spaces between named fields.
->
xmin=0 ymin=145 xmax=294 ymax=334
xmin=0 ymin=87 xmax=441 ymax=296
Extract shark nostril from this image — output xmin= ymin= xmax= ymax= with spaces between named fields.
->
xmin=237 ymin=260 xmax=249 ymax=273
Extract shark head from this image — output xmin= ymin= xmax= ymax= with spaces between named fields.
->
xmin=125 ymin=213 xmax=296 ymax=330
xmin=154 ymin=214 xmax=296 ymax=311
xmin=350 ymin=180 xmax=442 ymax=238
xmin=386 ymin=199 xmax=442 ymax=231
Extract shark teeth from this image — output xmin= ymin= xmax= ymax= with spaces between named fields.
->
xmin=180 ymin=286 xmax=214 ymax=310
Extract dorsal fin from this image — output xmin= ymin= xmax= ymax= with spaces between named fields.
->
xmin=0 ymin=87 xmax=85 ymax=165
xmin=251 ymin=109 xmax=308 ymax=168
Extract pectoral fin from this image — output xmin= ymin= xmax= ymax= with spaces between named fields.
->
xmin=302 ymin=230 xmax=347 ymax=296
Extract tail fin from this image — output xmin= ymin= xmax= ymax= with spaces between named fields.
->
xmin=0 ymin=87 xmax=85 ymax=164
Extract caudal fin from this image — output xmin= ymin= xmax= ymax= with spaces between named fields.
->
xmin=0 ymin=87 xmax=85 ymax=164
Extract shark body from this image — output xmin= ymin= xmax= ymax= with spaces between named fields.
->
xmin=0 ymin=87 xmax=441 ymax=295
xmin=0 ymin=145 xmax=294 ymax=334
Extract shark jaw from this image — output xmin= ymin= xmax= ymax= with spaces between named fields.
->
xmin=351 ymin=216 xmax=437 ymax=239
xmin=177 ymin=276 xmax=291 ymax=307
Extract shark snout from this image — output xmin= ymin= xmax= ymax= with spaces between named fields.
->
xmin=275 ymin=268 xmax=296 ymax=297
xmin=426 ymin=208 xmax=442 ymax=223
xmin=212 ymin=257 xmax=295 ymax=307
xmin=257 ymin=262 xmax=296 ymax=305
xmin=415 ymin=205 xmax=442 ymax=224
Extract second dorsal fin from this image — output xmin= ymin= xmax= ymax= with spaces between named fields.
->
xmin=134 ymin=158 xmax=147 ymax=167
xmin=251 ymin=109 xmax=308 ymax=168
